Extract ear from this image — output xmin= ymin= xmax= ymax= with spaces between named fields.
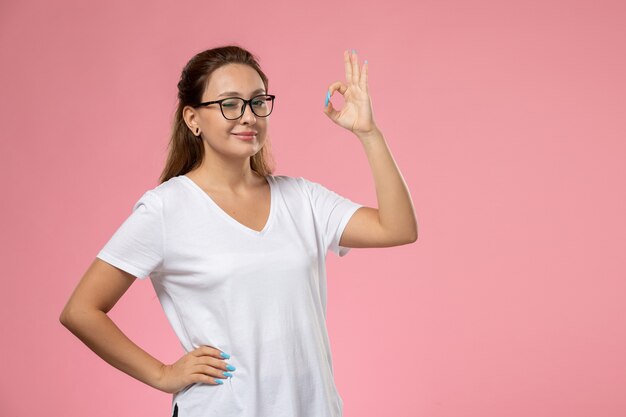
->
xmin=182 ymin=105 xmax=198 ymax=131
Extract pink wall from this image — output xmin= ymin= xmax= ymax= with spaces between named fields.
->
xmin=1 ymin=0 xmax=625 ymax=416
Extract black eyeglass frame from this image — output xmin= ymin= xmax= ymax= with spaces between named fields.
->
xmin=192 ymin=94 xmax=276 ymax=120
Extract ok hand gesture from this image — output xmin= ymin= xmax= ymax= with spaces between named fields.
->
xmin=323 ymin=49 xmax=378 ymax=138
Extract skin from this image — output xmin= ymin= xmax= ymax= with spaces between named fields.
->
xmin=59 ymin=51 xmax=418 ymax=396
xmin=324 ymin=49 xmax=418 ymax=247
xmin=182 ymin=63 xmax=272 ymax=232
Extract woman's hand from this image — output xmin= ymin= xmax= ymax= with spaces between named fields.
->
xmin=156 ymin=346 xmax=235 ymax=394
xmin=323 ymin=49 xmax=378 ymax=137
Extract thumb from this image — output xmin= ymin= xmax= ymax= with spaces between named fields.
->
xmin=323 ymin=99 xmax=340 ymax=122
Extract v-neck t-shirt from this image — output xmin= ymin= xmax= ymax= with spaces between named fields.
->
xmin=95 ymin=174 xmax=363 ymax=417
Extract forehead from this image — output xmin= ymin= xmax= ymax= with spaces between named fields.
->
xmin=204 ymin=63 xmax=265 ymax=96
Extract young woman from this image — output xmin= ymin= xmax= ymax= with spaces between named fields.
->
xmin=60 ymin=45 xmax=417 ymax=417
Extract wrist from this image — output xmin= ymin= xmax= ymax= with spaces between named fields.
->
xmin=152 ymin=362 xmax=170 ymax=392
xmin=355 ymin=126 xmax=382 ymax=140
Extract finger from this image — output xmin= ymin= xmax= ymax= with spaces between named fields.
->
xmin=199 ymin=355 xmax=230 ymax=371
xmin=324 ymin=83 xmax=346 ymax=118
xmin=344 ymin=50 xmax=353 ymax=84
xmin=196 ymin=364 xmax=231 ymax=380
xmin=192 ymin=372 xmax=224 ymax=385
xmin=351 ymin=50 xmax=360 ymax=85
xmin=193 ymin=345 xmax=229 ymax=359
xmin=328 ymin=80 xmax=348 ymax=96
xmin=360 ymin=59 xmax=368 ymax=91
xmin=323 ymin=98 xmax=340 ymax=121
xmin=196 ymin=367 xmax=227 ymax=385
xmin=325 ymin=81 xmax=347 ymax=112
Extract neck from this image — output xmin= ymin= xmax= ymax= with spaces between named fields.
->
xmin=193 ymin=154 xmax=262 ymax=193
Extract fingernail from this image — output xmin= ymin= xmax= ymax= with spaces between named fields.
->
xmin=223 ymin=372 xmax=233 ymax=378
xmin=215 ymin=379 xmax=224 ymax=385
xmin=220 ymin=352 xmax=231 ymax=359
xmin=352 ymin=49 xmax=357 ymax=54
xmin=226 ymin=364 xmax=236 ymax=371
xmin=364 ymin=59 xmax=368 ymax=64
xmin=325 ymin=91 xmax=330 ymax=107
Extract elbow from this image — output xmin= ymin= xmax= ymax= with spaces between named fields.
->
xmin=59 ymin=305 xmax=85 ymax=328
xmin=411 ymin=223 xmax=419 ymax=242
xmin=404 ymin=228 xmax=418 ymax=244
xmin=388 ymin=228 xmax=418 ymax=246
xmin=59 ymin=307 xmax=73 ymax=327
xmin=60 ymin=304 xmax=105 ymax=328
xmin=390 ymin=231 xmax=417 ymax=246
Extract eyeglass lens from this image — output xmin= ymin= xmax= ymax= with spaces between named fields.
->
xmin=221 ymin=95 xmax=274 ymax=119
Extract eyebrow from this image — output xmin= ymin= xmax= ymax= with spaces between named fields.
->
xmin=218 ymin=88 xmax=266 ymax=97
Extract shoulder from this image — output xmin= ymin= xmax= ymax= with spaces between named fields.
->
xmin=143 ymin=175 xmax=188 ymax=201
xmin=131 ymin=175 xmax=191 ymax=214
xmin=269 ymin=174 xmax=319 ymax=190
xmin=269 ymin=174 xmax=321 ymax=199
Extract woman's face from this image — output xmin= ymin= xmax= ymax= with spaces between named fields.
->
xmin=186 ymin=63 xmax=269 ymax=163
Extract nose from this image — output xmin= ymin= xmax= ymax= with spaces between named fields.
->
xmin=240 ymin=101 xmax=257 ymax=124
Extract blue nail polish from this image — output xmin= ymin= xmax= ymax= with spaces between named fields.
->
xmin=226 ymin=364 xmax=236 ymax=371
xmin=352 ymin=49 xmax=357 ymax=54
xmin=325 ymin=91 xmax=330 ymax=107
xmin=220 ymin=352 xmax=230 ymax=359
xmin=223 ymin=372 xmax=233 ymax=377
xmin=215 ymin=379 xmax=224 ymax=384
xmin=364 ymin=60 xmax=368 ymax=64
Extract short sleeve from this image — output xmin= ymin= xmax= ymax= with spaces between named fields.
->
xmin=300 ymin=177 xmax=363 ymax=257
xmin=96 ymin=190 xmax=165 ymax=279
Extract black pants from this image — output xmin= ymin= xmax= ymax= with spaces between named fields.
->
xmin=172 ymin=403 xmax=178 ymax=417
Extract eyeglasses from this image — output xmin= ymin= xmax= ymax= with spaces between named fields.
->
xmin=193 ymin=94 xmax=276 ymax=120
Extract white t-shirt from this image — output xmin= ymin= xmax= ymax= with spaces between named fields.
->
xmin=96 ymin=174 xmax=363 ymax=417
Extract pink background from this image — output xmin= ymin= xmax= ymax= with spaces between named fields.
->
xmin=1 ymin=0 xmax=625 ymax=416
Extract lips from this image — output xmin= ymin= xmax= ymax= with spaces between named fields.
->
xmin=232 ymin=132 xmax=257 ymax=141
xmin=233 ymin=132 xmax=257 ymax=136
